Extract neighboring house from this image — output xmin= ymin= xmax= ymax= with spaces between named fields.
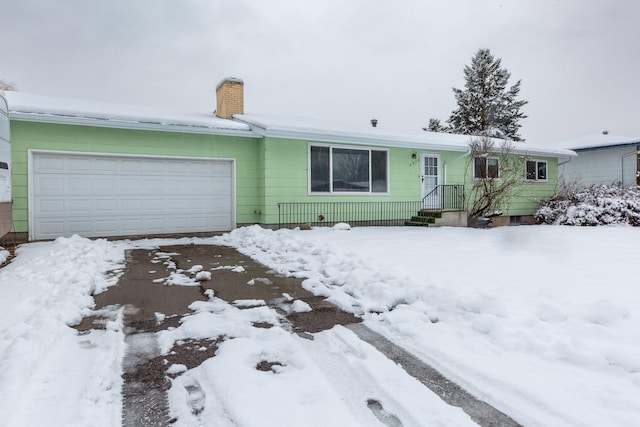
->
xmin=3 ymin=78 xmax=576 ymax=241
xmin=557 ymin=133 xmax=640 ymax=188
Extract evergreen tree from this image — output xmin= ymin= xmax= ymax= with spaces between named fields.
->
xmin=423 ymin=118 xmax=448 ymax=133
xmin=429 ymin=49 xmax=527 ymax=141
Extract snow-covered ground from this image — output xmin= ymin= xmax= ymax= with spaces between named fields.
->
xmin=0 ymin=226 xmax=638 ymax=426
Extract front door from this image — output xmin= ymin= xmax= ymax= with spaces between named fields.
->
xmin=420 ymin=153 xmax=440 ymax=209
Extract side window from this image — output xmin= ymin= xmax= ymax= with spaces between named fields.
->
xmin=474 ymin=157 xmax=486 ymax=179
xmin=310 ymin=146 xmax=330 ymax=192
xmin=526 ymin=160 xmax=547 ymax=181
xmin=474 ymin=156 xmax=499 ymax=179
xmin=537 ymin=161 xmax=547 ymax=180
xmin=487 ymin=158 xmax=499 ymax=179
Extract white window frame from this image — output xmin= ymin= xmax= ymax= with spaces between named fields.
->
xmin=473 ymin=156 xmax=500 ymax=179
xmin=308 ymin=143 xmax=390 ymax=195
xmin=525 ymin=159 xmax=548 ymax=182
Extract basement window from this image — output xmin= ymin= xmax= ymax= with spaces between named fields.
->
xmin=309 ymin=145 xmax=388 ymax=193
xmin=525 ymin=160 xmax=547 ymax=181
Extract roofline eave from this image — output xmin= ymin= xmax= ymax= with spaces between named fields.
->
xmin=9 ymin=111 xmax=258 ymax=138
xmin=249 ymin=126 xmax=578 ymax=158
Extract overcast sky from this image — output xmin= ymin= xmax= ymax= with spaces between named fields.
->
xmin=2 ymin=0 xmax=639 ymax=144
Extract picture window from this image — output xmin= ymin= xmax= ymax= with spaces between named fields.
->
xmin=310 ymin=145 xmax=388 ymax=193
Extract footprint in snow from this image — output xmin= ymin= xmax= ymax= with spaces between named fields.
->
xmin=367 ymin=399 xmax=403 ymax=427
xmin=184 ymin=379 xmax=206 ymax=416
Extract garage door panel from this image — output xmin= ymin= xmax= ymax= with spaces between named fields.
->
xmin=144 ymin=179 xmax=167 ymax=193
xmin=36 ymin=176 xmax=66 ymax=193
xmin=120 ymin=179 xmax=145 ymax=193
xmin=32 ymin=153 xmax=235 ymax=239
xmin=96 ymin=199 xmax=120 ymax=213
xmin=94 ymin=178 xmax=118 ymax=193
xmin=36 ymin=156 xmax=67 ymax=171
xmin=95 ymin=219 xmax=119 ymax=233
xmin=68 ymin=178 xmax=92 ymax=193
xmin=67 ymin=220 xmax=93 ymax=234
xmin=164 ymin=162 xmax=185 ymax=174
xmin=67 ymin=157 xmax=93 ymax=172
xmin=209 ymin=180 xmax=231 ymax=192
xmin=94 ymin=158 xmax=119 ymax=172
xmin=119 ymin=219 xmax=144 ymax=233
xmin=120 ymin=159 xmax=143 ymax=173
xmin=38 ymin=220 xmax=64 ymax=236
xmin=38 ymin=199 xmax=65 ymax=214
xmin=142 ymin=160 xmax=166 ymax=174
xmin=168 ymin=178 xmax=190 ymax=191
xmin=68 ymin=199 xmax=92 ymax=213
xmin=188 ymin=162 xmax=208 ymax=174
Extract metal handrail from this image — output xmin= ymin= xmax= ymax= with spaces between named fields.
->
xmin=421 ymin=184 xmax=464 ymax=211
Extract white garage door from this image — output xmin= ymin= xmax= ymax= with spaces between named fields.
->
xmin=31 ymin=152 xmax=235 ymax=240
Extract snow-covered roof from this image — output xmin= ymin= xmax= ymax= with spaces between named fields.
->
xmin=555 ymin=134 xmax=640 ymax=151
xmin=2 ymin=91 xmax=577 ymax=160
xmin=3 ymin=91 xmax=254 ymax=137
xmin=235 ymin=113 xmax=577 ymax=160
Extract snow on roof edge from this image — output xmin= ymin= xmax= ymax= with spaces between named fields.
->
xmin=3 ymin=91 xmax=578 ymax=159
xmin=4 ymin=91 xmax=254 ymax=135
xmin=555 ymin=134 xmax=640 ymax=150
xmin=235 ymin=113 xmax=577 ymax=159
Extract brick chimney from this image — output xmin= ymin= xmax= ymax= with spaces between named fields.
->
xmin=215 ymin=77 xmax=244 ymax=119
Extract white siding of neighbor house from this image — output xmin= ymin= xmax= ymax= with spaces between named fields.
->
xmin=559 ymin=146 xmax=638 ymax=187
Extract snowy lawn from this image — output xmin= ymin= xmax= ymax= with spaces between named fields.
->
xmin=0 ymin=226 xmax=638 ymax=427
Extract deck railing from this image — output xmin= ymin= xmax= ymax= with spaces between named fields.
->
xmin=278 ymin=201 xmax=421 ymax=229
xmin=277 ymin=186 xmax=463 ymax=229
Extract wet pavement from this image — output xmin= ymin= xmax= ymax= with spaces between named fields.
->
xmin=76 ymin=244 xmax=361 ymax=427
xmin=76 ymin=244 xmax=519 ymax=427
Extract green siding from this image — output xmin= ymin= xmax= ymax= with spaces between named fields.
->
xmin=10 ymin=121 xmax=261 ymax=233
xmin=259 ymin=138 xmax=474 ymax=224
xmin=506 ymin=156 xmax=558 ymax=216
xmin=9 ymin=120 xmax=562 ymax=234
xmin=460 ymin=154 xmax=559 ymax=217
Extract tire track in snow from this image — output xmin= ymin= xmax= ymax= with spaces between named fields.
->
xmin=347 ymin=323 xmax=521 ymax=427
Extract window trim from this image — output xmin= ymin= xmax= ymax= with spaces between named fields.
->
xmin=473 ymin=155 xmax=500 ymax=180
xmin=308 ymin=143 xmax=390 ymax=195
xmin=525 ymin=159 xmax=548 ymax=182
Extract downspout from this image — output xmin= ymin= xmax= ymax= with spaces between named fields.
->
xmin=620 ymin=149 xmax=639 ymax=187
xmin=443 ymin=148 xmax=472 ymax=184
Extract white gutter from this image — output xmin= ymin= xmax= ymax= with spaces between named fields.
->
xmin=558 ymin=157 xmax=573 ymax=166
xmin=9 ymin=111 xmax=258 ymax=138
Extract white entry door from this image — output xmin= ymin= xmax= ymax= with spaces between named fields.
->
xmin=31 ymin=151 xmax=235 ymax=240
xmin=420 ymin=153 xmax=440 ymax=209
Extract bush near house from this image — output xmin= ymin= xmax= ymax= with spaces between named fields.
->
xmin=535 ymin=184 xmax=640 ymax=226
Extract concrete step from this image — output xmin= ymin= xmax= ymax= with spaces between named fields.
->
xmin=417 ymin=210 xmax=442 ymax=218
xmin=404 ymin=220 xmax=431 ymax=227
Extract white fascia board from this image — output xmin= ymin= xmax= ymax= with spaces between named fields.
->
xmin=257 ymin=126 xmax=577 ymax=159
xmin=10 ymin=112 xmax=258 ymax=138
xmin=257 ymin=127 xmax=471 ymax=152
xmin=511 ymin=146 xmax=578 ymax=161
xmin=573 ymin=142 xmax=640 ymax=153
